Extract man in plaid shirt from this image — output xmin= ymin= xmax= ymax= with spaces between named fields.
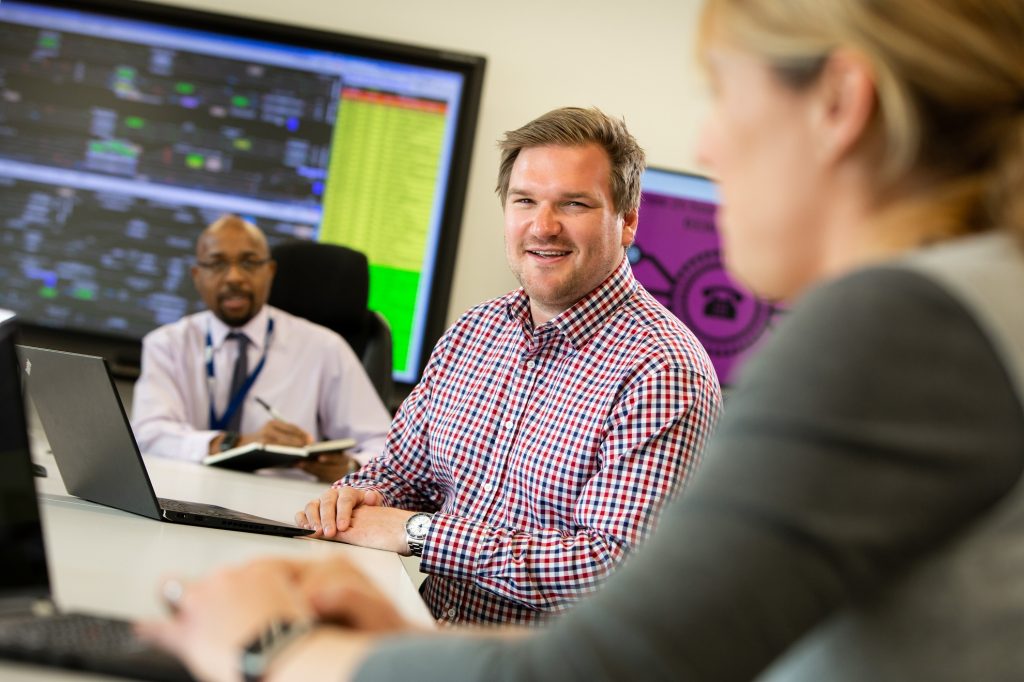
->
xmin=296 ymin=107 xmax=722 ymax=625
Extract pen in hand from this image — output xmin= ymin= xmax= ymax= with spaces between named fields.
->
xmin=254 ymin=396 xmax=288 ymax=422
xmin=254 ymin=397 xmax=314 ymax=448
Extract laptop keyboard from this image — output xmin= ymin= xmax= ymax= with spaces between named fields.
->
xmin=0 ymin=613 xmax=192 ymax=681
xmin=0 ymin=612 xmax=143 ymax=654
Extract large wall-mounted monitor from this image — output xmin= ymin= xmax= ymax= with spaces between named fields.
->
xmin=0 ymin=0 xmax=485 ymax=388
xmin=630 ymin=168 xmax=782 ymax=386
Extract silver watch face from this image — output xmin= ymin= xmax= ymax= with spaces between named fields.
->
xmin=407 ymin=513 xmax=431 ymax=540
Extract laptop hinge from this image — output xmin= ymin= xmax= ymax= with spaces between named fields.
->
xmin=0 ymin=596 xmax=57 ymax=618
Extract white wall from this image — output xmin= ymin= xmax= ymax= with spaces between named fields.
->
xmin=149 ymin=0 xmax=709 ymax=325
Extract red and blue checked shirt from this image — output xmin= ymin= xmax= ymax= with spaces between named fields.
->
xmin=339 ymin=258 xmax=722 ymax=625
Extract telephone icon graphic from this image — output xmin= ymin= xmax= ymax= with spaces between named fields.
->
xmin=702 ymin=285 xmax=743 ymax=320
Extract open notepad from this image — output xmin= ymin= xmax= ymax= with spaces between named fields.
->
xmin=202 ymin=438 xmax=357 ymax=472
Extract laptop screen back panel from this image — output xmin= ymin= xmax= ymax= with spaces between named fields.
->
xmin=0 ymin=316 xmax=52 ymax=605
xmin=18 ymin=347 xmax=162 ymax=520
xmin=18 ymin=346 xmax=311 ymax=537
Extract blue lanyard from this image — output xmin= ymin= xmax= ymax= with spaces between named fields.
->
xmin=206 ymin=317 xmax=274 ymax=431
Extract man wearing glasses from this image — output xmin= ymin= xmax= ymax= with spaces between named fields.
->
xmin=130 ymin=214 xmax=391 ymax=481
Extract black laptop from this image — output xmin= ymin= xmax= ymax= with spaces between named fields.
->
xmin=0 ymin=312 xmax=193 ymax=681
xmin=16 ymin=344 xmax=312 ymax=538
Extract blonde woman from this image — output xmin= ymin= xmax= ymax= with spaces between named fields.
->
xmin=143 ymin=1 xmax=1024 ymax=680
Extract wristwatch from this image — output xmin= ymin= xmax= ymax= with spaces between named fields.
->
xmin=405 ymin=512 xmax=433 ymax=557
xmin=240 ymin=619 xmax=314 ymax=682
xmin=219 ymin=430 xmax=240 ymax=451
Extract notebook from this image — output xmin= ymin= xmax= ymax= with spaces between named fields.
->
xmin=16 ymin=344 xmax=312 ymax=538
xmin=203 ymin=437 xmax=357 ymax=471
xmin=0 ymin=312 xmax=192 ymax=681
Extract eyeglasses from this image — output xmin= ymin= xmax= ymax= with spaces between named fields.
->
xmin=195 ymin=257 xmax=271 ymax=275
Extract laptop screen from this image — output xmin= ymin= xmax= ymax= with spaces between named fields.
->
xmin=0 ymin=311 xmax=51 ymax=600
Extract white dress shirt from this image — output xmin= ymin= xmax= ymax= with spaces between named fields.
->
xmin=130 ymin=305 xmax=391 ymax=464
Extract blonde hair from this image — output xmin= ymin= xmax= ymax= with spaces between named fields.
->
xmin=699 ymin=0 xmax=1024 ymax=240
xmin=495 ymin=107 xmax=646 ymax=215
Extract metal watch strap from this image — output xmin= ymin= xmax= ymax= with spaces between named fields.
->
xmin=405 ymin=512 xmax=433 ymax=557
xmin=408 ymin=537 xmax=425 ymax=556
xmin=240 ymin=619 xmax=314 ymax=682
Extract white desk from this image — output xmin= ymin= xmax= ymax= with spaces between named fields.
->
xmin=4 ymin=453 xmax=432 ymax=681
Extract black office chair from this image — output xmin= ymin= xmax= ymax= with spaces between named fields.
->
xmin=267 ymin=241 xmax=393 ymax=408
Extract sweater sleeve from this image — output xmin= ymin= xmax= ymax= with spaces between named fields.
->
xmin=354 ymin=267 xmax=1024 ymax=682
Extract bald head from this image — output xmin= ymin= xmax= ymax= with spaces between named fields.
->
xmin=191 ymin=214 xmax=276 ymax=327
xmin=196 ymin=215 xmax=269 ymax=260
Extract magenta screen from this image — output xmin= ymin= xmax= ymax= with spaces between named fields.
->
xmin=629 ymin=168 xmax=780 ymax=385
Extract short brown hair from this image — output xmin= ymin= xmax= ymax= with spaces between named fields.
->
xmin=495 ymin=107 xmax=646 ymax=216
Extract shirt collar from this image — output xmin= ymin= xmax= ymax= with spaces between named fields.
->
xmin=505 ymin=256 xmax=637 ymax=350
xmin=208 ymin=305 xmax=272 ymax=351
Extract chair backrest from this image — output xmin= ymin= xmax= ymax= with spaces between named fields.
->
xmin=267 ymin=241 xmax=393 ymax=407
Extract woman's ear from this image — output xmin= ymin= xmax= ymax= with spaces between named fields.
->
xmin=810 ymin=48 xmax=877 ymax=166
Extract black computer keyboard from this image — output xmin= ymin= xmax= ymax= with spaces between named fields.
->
xmin=0 ymin=613 xmax=193 ymax=681
xmin=0 ymin=612 xmax=143 ymax=654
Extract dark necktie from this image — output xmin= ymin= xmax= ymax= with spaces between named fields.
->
xmin=225 ymin=332 xmax=249 ymax=433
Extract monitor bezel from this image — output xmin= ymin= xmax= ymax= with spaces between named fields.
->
xmin=641 ymin=166 xmax=719 ymax=203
